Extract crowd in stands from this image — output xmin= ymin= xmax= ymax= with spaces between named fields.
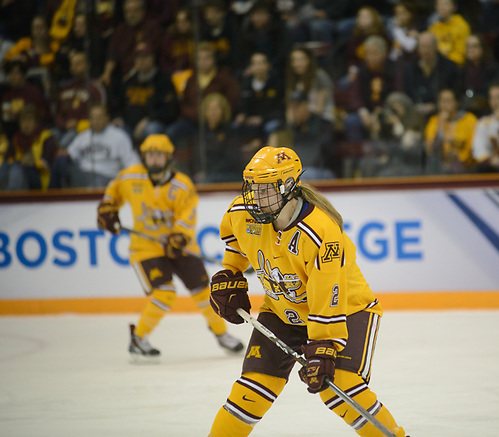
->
xmin=1 ymin=0 xmax=499 ymax=190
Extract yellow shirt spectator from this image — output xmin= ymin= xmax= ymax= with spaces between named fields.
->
xmin=425 ymin=110 xmax=477 ymax=170
xmin=429 ymin=13 xmax=470 ymax=65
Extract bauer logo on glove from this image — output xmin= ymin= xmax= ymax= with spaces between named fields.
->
xmin=97 ymin=201 xmax=121 ymax=234
xmin=211 ymin=280 xmax=248 ymax=291
xmin=299 ymin=340 xmax=337 ymax=393
xmin=210 ymin=269 xmax=251 ymax=324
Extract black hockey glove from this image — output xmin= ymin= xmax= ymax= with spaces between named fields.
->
xmin=210 ymin=269 xmax=251 ymax=324
xmin=299 ymin=340 xmax=337 ymax=393
xmin=97 ymin=201 xmax=120 ymax=234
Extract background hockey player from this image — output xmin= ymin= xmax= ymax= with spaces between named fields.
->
xmin=208 ymin=146 xmax=408 ymax=436
xmin=97 ymin=134 xmax=243 ymax=358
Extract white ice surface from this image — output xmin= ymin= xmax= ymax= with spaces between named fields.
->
xmin=1 ymin=311 xmax=498 ymax=437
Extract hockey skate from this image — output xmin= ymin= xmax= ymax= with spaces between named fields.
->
xmin=129 ymin=324 xmax=160 ymax=363
xmin=216 ymin=332 xmax=244 ymax=353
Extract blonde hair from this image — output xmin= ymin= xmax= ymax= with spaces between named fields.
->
xmin=300 ymin=184 xmax=343 ymax=231
xmin=201 ymin=92 xmax=232 ymax=124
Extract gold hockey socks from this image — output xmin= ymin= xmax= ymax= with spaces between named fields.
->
xmin=319 ymin=369 xmax=406 ymax=437
xmin=209 ymin=407 xmax=254 ymax=437
xmin=135 ymin=289 xmax=176 ymax=338
xmin=209 ymin=372 xmax=287 ymax=437
xmin=191 ymin=285 xmax=226 ymax=336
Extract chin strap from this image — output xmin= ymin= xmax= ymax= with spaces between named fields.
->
xmin=284 ymin=197 xmax=303 ymax=227
xmin=276 ymin=177 xmax=302 ymax=219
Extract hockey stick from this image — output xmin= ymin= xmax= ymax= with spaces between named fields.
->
xmin=235 ymin=308 xmax=397 ymax=437
xmin=118 ymin=225 xmax=221 ymax=264
xmin=118 ymin=225 xmax=255 ymax=273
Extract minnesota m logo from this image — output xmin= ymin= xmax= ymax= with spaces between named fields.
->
xmin=276 ymin=151 xmax=291 ymax=163
xmin=246 ymin=346 xmax=262 ymax=359
xmin=321 ymin=241 xmax=340 ymax=263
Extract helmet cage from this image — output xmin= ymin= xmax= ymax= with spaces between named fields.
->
xmin=242 ymin=176 xmax=300 ymax=224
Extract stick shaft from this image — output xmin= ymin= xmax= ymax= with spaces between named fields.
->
xmin=236 ymin=308 xmax=396 ymax=437
xmin=119 ymin=226 xmax=221 ymax=264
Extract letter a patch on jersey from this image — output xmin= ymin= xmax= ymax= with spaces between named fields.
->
xmin=288 ymin=230 xmax=301 ymax=255
xmin=321 ymin=241 xmax=340 ymax=263
xmin=246 ymin=346 xmax=262 ymax=359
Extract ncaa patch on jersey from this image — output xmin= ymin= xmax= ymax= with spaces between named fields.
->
xmin=132 ymin=183 xmax=143 ymax=194
xmin=246 ymin=221 xmax=262 ymax=236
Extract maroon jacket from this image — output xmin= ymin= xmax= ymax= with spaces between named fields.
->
xmin=181 ymin=68 xmax=240 ymax=122
xmin=159 ymin=32 xmax=194 ymax=74
xmin=106 ymin=19 xmax=163 ymax=76
xmin=1 ymin=84 xmax=51 ymax=138
xmin=6 ymin=126 xmax=58 ymax=165
xmin=55 ymin=79 xmax=107 ymax=130
xmin=348 ymin=60 xmax=403 ymax=112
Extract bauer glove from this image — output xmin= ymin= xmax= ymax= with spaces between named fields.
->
xmin=210 ymin=269 xmax=251 ymax=324
xmin=299 ymin=340 xmax=337 ymax=393
xmin=97 ymin=201 xmax=120 ymax=234
xmin=163 ymin=233 xmax=188 ymax=258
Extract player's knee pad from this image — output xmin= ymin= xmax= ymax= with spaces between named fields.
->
xmin=209 ymin=406 xmax=254 ymax=437
xmin=222 ymin=372 xmax=286 ymax=428
xmin=150 ymin=287 xmax=177 ymax=311
xmin=320 ymin=370 xmax=379 ymax=431
xmin=354 ymin=404 xmax=406 ymax=437
xmin=319 ymin=369 xmax=405 ymax=436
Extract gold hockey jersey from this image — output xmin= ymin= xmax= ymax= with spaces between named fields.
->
xmin=220 ymin=196 xmax=383 ymax=351
xmin=103 ymin=164 xmax=200 ymax=263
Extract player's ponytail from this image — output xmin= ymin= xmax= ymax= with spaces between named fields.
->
xmin=300 ymin=184 xmax=343 ymax=232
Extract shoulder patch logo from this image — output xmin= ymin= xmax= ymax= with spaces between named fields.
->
xmin=321 ymin=241 xmax=340 ymax=263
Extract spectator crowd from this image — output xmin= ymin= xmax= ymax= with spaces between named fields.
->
xmin=1 ymin=0 xmax=499 ymax=190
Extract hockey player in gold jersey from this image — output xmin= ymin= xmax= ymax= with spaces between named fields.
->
xmin=208 ymin=146 xmax=408 ymax=436
xmin=97 ymin=134 xmax=243 ymax=358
